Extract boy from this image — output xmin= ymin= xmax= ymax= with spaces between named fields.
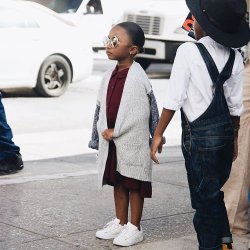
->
xmin=151 ymin=0 xmax=250 ymax=249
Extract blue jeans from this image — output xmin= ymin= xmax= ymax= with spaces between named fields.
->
xmin=182 ymin=115 xmax=234 ymax=250
xmin=0 ymin=93 xmax=20 ymax=160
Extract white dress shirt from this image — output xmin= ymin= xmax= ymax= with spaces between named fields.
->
xmin=163 ymin=36 xmax=244 ymax=122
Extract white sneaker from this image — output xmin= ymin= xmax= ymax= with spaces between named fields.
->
xmin=96 ymin=218 xmax=124 ymax=240
xmin=113 ymin=222 xmax=144 ymax=246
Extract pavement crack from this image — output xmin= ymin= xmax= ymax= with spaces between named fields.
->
xmin=50 ymin=236 xmax=82 ymax=247
xmin=0 ymin=221 xmax=85 ymax=248
xmin=0 ymin=221 xmax=51 ymax=238
xmin=159 ymin=159 xmax=184 ymax=164
xmin=54 ymin=211 xmax=195 ymax=238
xmin=59 ymin=228 xmax=97 ymax=237
xmin=22 ymin=236 xmax=80 ymax=248
xmin=142 ymin=211 xmax=194 ymax=222
xmin=21 ymin=237 xmax=50 ymax=244
xmin=154 ymin=180 xmax=189 ymax=188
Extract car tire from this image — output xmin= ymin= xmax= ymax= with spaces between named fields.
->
xmin=135 ymin=58 xmax=151 ymax=70
xmin=35 ymin=55 xmax=72 ymax=97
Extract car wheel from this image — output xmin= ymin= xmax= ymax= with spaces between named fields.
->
xmin=35 ymin=55 xmax=72 ymax=97
xmin=135 ymin=58 xmax=151 ymax=70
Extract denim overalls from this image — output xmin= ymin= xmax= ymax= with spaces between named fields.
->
xmin=0 ymin=93 xmax=20 ymax=160
xmin=181 ymin=43 xmax=235 ymax=250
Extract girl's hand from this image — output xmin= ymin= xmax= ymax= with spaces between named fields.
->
xmin=102 ymin=129 xmax=114 ymax=141
xmin=233 ymin=137 xmax=238 ymax=161
xmin=151 ymin=135 xmax=164 ymax=164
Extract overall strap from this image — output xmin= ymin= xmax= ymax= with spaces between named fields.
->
xmin=195 ymin=43 xmax=235 ymax=86
xmin=217 ymin=49 xmax=235 ymax=84
xmin=195 ymin=43 xmax=219 ymax=84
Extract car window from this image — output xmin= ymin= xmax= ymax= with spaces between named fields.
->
xmin=25 ymin=7 xmax=75 ymax=27
xmin=28 ymin=0 xmax=84 ymax=13
xmin=0 ymin=7 xmax=39 ymax=28
xmin=27 ymin=0 xmax=103 ymax=14
xmin=85 ymin=0 xmax=103 ymax=14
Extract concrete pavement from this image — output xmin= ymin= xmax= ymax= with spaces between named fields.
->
xmin=0 ymin=146 xmax=249 ymax=250
xmin=129 ymin=234 xmax=250 ymax=250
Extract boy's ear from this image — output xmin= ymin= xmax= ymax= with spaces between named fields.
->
xmin=129 ymin=46 xmax=139 ymax=55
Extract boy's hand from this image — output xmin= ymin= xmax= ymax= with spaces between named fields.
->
xmin=230 ymin=116 xmax=240 ymax=162
xmin=151 ymin=135 xmax=164 ymax=164
xmin=102 ymin=129 xmax=114 ymax=141
xmin=233 ymin=137 xmax=238 ymax=161
xmin=150 ymin=108 xmax=175 ymax=164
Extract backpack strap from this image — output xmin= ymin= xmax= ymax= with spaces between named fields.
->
xmin=195 ymin=43 xmax=235 ymax=86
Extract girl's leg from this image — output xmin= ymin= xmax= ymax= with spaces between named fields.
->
xmin=130 ymin=190 xmax=144 ymax=229
xmin=114 ymin=184 xmax=129 ymax=225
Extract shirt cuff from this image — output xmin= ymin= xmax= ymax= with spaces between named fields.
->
xmin=229 ymin=105 xmax=244 ymax=116
xmin=163 ymin=100 xmax=182 ymax=111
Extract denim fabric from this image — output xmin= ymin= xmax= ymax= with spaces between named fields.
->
xmin=181 ymin=43 xmax=235 ymax=250
xmin=0 ymin=93 xmax=20 ymax=160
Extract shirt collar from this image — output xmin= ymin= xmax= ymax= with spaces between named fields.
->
xmin=198 ymin=36 xmax=225 ymax=49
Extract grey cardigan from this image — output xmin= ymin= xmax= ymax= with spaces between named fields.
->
xmin=89 ymin=62 xmax=159 ymax=188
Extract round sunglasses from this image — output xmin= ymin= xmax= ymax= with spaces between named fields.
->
xmin=103 ymin=36 xmax=120 ymax=48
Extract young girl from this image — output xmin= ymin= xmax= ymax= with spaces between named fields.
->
xmin=151 ymin=0 xmax=249 ymax=249
xmin=89 ymin=22 xmax=159 ymax=247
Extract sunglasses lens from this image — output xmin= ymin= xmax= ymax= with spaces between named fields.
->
xmin=103 ymin=36 xmax=109 ymax=47
xmin=103 ymin=36 xmax=120 ymax=48
xmin=111 ymin=36 xmax=119 ymax=48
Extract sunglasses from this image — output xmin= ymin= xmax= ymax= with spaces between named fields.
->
xmin=103 ymin=36 xmax=120 ymax=48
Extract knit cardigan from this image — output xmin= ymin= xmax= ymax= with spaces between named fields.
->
xmin=89 ymin=62 xmax=159 ymax=188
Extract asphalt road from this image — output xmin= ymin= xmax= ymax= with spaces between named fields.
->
xmin=2 ymin=59 xmax=172 ymax=134
xmin=1 ymin=59 xmax=182 ymax=161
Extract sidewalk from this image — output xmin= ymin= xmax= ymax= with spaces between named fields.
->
xmin=0 ymin=147 xmax=249 ymax=250
xmin=129 ymin=234 xmax=250 ymax=250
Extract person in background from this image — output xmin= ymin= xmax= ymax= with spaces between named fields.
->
xmin=88 ymin=22 xmax=159 ymax=247
xmin=0 ymin=93 xmax=23 ymax=174
xmin=222 ymin=1 xmax=250 ymax=248
xmin=222 ymin=35 xmax=250 ymax=246
xmin=151 ymin=0 xmax=250 ymax=249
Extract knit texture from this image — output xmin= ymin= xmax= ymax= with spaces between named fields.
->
xmin=89 ymin=62 xmax=159 ymax=188
xmin=88 ymin=105 xmax=100 ymax=150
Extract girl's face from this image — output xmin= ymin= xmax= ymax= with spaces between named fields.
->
xmin=104 ymin=26 xmax=138 ymax=61
xmin=193 ymin=19 xmax=206 ymax=41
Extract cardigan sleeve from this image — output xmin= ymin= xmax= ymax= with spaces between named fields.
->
xmin=88 ymin=104 xmax=100 ymax=150
xmin=140 ymin=71 xmax=159 ymax=137
xmin=148 ymin=90 xmax=159 ymax=139
xmin=88 ymin=72 xmax=109 ymax=149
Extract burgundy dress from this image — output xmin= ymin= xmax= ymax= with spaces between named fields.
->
xmin=103 ymin=66 xmax=152 ymax=198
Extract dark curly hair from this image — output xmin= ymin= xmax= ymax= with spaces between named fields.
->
xmin=116 ymin=22 xmax=145 ymax=53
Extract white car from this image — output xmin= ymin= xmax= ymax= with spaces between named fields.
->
xmin=27 ymin=0 xmax=140 ymax=52
xmin=0 ymin=1 xmax=93 ymax=97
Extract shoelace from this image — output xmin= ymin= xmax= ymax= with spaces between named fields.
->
xmin=118 ymin=225 xmax=135 ymax=240
xmin=103 ymin=219 xmax=121 ymax=230
xmin=104 ymin=220 xmax=115 ymax=228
